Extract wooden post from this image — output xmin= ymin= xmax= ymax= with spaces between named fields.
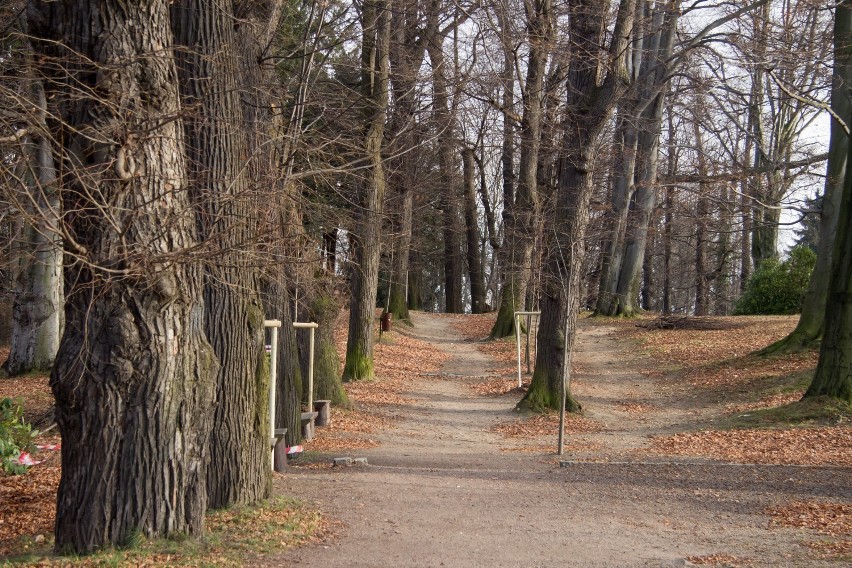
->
xmin=293 ymin=322 xmax=318 ymax=411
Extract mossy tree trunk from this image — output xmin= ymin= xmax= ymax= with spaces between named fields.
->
xmin=518 ymin=0 xmax=636 ymax=412
xmin=762 ymin=1 xmax=850 ymax=354
xmin=27 ymin=0 xmax=217 ymax=551
xmin=302 ymin=287 xmax=349 ymax=408
xmin=172 ymin=0 xmax=269 ymax=508
xmin=343 ymin=0 xmax=390 ymax=382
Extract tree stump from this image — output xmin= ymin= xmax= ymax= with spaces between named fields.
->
xmin=314 ymin=400 xmax=331 ymax=427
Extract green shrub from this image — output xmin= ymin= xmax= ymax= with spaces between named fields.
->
xmin=735 ymin=246 xmax=816 ymax=315
xmin=0 ymin=397 xmax=38 ymax=475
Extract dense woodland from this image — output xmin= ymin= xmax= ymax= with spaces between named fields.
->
xmin=0 ymin=0 xmax=850 ymax=555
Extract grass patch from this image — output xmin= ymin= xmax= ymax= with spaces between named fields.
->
xmin=720 ymin=396 xmax=852 ymax=430
xmin=2 ymin=496 xmax=327 ymax=566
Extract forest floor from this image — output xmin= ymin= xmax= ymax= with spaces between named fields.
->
xmin=278 ymin=312 xmax=851 ymax=568
xmin=1 ymin=312 xmax=850 ymax=566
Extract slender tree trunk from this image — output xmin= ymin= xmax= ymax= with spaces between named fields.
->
xmin=343 ymin=0 xmax=390 ymax=381
xmin=596 ymin=109 xmax=638 ymax=315
xmin=490 ymin=6 xmax=519 ymax=337
xmin=427 ymin=23 xmax=463 ymax=314
xmin=3 ymin=56 xmax=62 ymax=376
xmin=693 ymin=116 xmax=710 ymax=316
xmin=28 ymin=0 xmax=217 ymax=551
xmin=387 ymin=0 xmax=426 ymax=324
xmin=663 ymin=184 xmax=674 ymax=313
xmin=463 ymin=148 xmax=485 ymax=313
xmin=641 ymin=223 xmax=654 ymax=311
xmin=408 ymin=248 xmax=423 ymax=310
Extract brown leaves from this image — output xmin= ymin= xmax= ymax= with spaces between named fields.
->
xmin=650 ymin=427 xmax=852 ymax=466
xmin=450 ymin=313 xmax=495 ymax=341
xmin=0 ymin=449 xmax=60 ymax=556
xmin=685 ymin=553 xmax=750 ymax=566
xmin=767 ymin=501 xmax=852 ymax=537
xmin=469 ymin=377 xmax=529 ymax=397
xmin=726 ymin=391 xmax=804 ymax=413
xmin=613 ymin=401 xmax=657 ymax=414
xmin=0 ymin=372 xmax=53 ymax=425
xmin=490 ymin=413 xmax=602 ymax=439
xmin=303 ymin=409 xmax=388 ymax=453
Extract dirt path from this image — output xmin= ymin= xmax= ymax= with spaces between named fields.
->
xmin=276 ymin=313 xmax=849 ymax=567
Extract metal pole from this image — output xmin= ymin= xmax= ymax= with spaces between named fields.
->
xmin=525 ymin=314 xmax=532 ymax=375
xmin=515 ymin=313 xmax=522 ymax=388
xmin=557 ymin=312 xmax=569 ymax=456
xmin=308 ymin=326 xmax=315 ymax=412
xmin=264 ymin=319 xmax=282 ymax=470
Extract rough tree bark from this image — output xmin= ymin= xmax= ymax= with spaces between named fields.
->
xmin=343 ymin=0 xmax=391 ymax=381
xmin=27 ymin=0 xmax=217 ymax=551
xmin=172 ymin=0 xmax=269 ymax=508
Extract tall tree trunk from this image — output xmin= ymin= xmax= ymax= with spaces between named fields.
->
xmin=762 ymin=0 xmax=851 ymax=354
xmin=662 ymin=183 xmax=674 ymax=313
xmin=490 ymin=5 xmax=519 ymax=337
xmin=343 ymin=0 xmax=390 ymax=381
xmin=172 ymin=0 xmax=269 ymax=508
xmin=693 ymin=116 xmax=710 ymax=316
xmin=28 ymin=0 xmax=217 ymax=551
xmin=3 ymin=53 xmax=62 ymax=376
xmin=714 ymin=182 xmax=734 ymax=315
xmin=427 ymin=20 xmax=463 ymax=313
xmin=463 ymin=148 xmax=486 ymax=313
xmin=609 ymin=1 xmax=678 ymax=317
xmin=491 ymin=0 xmax=553 ymax=335
xmin=518 ymin=0 xmax=637 ymax=412
xmin=387 ymin=0 xmax=426 ymax=324
xmin=641 ymin=224 xmax=654 ymax=311
xmin=596 ymin=108 xmax=639 ymax=315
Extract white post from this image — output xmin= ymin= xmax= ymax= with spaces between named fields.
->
xmin=264 ymin=319 xmax=282 ymax=471
xmin=514 ymin=313 xmax=522 ymax=389
xmin=514 ymin=311 xmax=541 ymax=389
xmin=293 ymin=322 xmax=319 ymax=411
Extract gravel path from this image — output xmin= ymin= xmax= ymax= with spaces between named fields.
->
xmin=275 ymin=312 xmax=850 ymax=567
